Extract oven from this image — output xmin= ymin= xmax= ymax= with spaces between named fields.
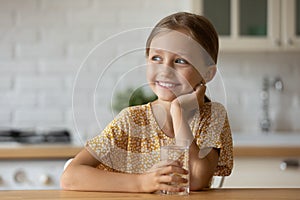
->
xmin=0 ymin=129 xmax=75 ymax=190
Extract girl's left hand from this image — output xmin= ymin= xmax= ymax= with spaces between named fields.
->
xmin=170 ymin=83 xmax=206 ymax=118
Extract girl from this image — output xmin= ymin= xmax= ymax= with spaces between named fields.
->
xmin=61 ymin=12 xmax=233 ymax=193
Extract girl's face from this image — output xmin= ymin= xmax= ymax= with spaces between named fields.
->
xmin=146 ymin=30 xmax=210 ymax=102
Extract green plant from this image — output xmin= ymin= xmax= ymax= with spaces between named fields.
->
xmin=112 ymin=87 xmax=157 ymax=112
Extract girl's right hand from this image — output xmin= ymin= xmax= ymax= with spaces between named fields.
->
xmin=137 ymin=160 xmax=189 ymax=193
xmin=171 ymin=83 xmax=206 ymax=119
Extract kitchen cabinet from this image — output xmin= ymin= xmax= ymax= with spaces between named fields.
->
xmin=0 ymin=145 xmax=81 ymax=190
xmin=192 ymin=0 xmax=300 ymax=51
xmin=223 ymin=157 xmax=300 ymax=188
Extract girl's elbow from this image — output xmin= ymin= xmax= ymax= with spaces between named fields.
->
xmin=190 ymin=184 xmax=209 ymax=191
xmin=190 ymin=179 xmax=211 ymax=191
xmin=60 ymin=171 xmax=76 ymax=190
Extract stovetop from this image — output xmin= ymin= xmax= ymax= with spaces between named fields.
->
xmin=0 ymin=129 xmax=71 ymax=144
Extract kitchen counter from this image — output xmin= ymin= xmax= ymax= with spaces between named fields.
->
xmin=0 ymin=145 xmax=82 ymax=159
xmin=232 ymin=132 xmax=300 ymax=157
xmin=0 ymin=145 xmax=300 ymax=159
xmin=233 ymin=146 xmax=300 ymax=157
xmin=1 ymin=189 xmax=300 ymax=200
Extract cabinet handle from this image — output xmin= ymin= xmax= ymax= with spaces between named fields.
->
xmin=287 ymin=38 xmax=293 ymax=46
xmin=280 ymin=159 xmax=299 ymax=170
xmin=274 ymin=39 xmax=281 ymax=46
xmin=14 ymin=170 xmax=27 ymax=183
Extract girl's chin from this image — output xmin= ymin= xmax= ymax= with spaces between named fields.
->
xmin=154 ymin=91 xmax=176 ymax=102
xmin=154 ymin=89 xmax=192 ymax=100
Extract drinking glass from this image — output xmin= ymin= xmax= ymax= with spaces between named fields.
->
xmin=160 ymin=144 xmax=190 ymax=195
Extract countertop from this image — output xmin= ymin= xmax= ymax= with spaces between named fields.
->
xmin=232 ymin=132 xmax=300 ymax=157
xmin=1 ymin=132 xmax=300 ymax=159
xmin=0 ymin=145 xmax=82 ymax=159
xmin=1 ymin=189 xmax=300 ymax=200
xmin=0 ymin=144 xmax=300 ymax=159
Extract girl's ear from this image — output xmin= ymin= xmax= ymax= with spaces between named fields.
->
xmin=203 ymin=65 xmax=217 ymax=83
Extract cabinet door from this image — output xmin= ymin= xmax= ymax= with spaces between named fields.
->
xmin=239 ymin=0 xmax=267 ymax=37
xmin=282 ymin=0 xmax=300 ymax=50
xmin=223 ymin=157 xmax=300 ymax=188
xmin=193 ymin=0 xmax=281 ymax=51
xmin=201 ymin=0 xmax=231 ymax=36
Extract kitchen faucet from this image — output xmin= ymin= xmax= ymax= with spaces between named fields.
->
xmin=260 ymin=76 xmax=283 ymax=132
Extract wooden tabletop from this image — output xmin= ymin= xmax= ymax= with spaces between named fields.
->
xmin=1 ymin=189 xmax=300 ymax=200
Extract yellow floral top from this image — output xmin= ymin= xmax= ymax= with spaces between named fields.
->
xmin=86 ymin=102 xmax=233 ymax=176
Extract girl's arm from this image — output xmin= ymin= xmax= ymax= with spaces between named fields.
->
xmin=60 ymin=148 xmax=187 ymax=193
xmin=60 ymin=148 xmax=141 ymax=192
xmin=170 ymin=99 xmax=219 ymax=190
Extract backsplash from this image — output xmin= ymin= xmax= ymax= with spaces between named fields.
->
xmin=0 ymin=0 xmax=299 ymax=143
xmin=218 ymin=52 xmax=300 ymax=133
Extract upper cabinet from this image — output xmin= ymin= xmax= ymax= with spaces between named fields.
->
xmin=192 ymin=0 xmax=300 ymax=52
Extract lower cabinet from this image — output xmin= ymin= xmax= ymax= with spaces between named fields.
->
xmin=223 ymin=157 xmax=300 ymax=188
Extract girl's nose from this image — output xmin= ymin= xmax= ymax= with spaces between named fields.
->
xmin=162 ymin=58 xmax=174 ymax=69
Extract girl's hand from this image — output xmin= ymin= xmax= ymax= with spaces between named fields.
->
xmin=138 ymin=160 xmax=188 ymax=193
xmin=170 ymin=83 xmax=206 ymax=118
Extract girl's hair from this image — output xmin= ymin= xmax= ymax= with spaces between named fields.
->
xmin=146 ymin=12 xmax=219 ymax=64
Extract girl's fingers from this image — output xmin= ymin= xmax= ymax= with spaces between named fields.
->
xmin=159 ymin=183 xmax=182 ymax=193
xmin=147 ymin=160 xmax=182 ymax=173
xmin=158 ymin=165 xmax=188 ymax=176
xmin=161 ymin=173 xmax=188 ymax=183
xmin=157 ymin=160 xmax=182 ymax=168
xmin=195 ymin=83 xmax=206 ymax=103
xmin=158 ymin=175 xmax=188 ymax=192
xmin=195 ymin=83 xmax=206 ymax=94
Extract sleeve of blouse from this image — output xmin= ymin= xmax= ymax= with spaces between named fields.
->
xmin=215 ymin=112 xmax=233 ymax=176
xmin=195 ymin=102 xmax=233 ymax=176
xmin=85 ymin=108 xmax=130 ymax=172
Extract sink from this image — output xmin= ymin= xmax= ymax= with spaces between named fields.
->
xmin=232 ymin=132 xmax=300 ymax=147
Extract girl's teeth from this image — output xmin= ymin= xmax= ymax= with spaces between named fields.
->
xmin=158 ymin=82 xmax=175 ymax=88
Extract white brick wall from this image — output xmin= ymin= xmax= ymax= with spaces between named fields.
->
xmin=0 ymin=44 xmax=13 ymax=59
xmin=15 ymin=43 xmax=66 ymax=59
xmin=0 ymin=91 xmax=36 ymax=108
xmin=14 ymin=75 xmax=64 ymax=90
xmin=0 ymin=0 xmax=299 ymax=143
xmin=0 ymin=77 xmax=12 ymax=90
xmin=13 ymin=109 xmax=64 ymax=127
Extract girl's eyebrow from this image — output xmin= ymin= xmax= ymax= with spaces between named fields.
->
xmin=149 ymin=49 xmax=164 ymax=54
xmin=150 ymin=48 xmax=189 ymax=57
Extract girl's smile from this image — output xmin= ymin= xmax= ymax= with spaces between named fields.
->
xmin=155 ymin=81 xmax=180 ymax=89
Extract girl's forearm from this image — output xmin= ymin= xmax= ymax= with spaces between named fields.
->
xmin=189 ymin=142 xmax=219 ymax=190
xmin=171 ymin=105 xmax=218 ymax=190
xmin=61 ymin=164 xmax=141 ymax=192
xmin=170 ymin=103 xmax=194 ymax=143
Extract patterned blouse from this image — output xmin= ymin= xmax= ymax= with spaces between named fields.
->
xmin=86 ymin=102 xmax=233 ymax=176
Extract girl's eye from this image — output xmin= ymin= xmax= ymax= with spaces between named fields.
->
xmin=175 ymin=58 xmax=188 ymax=64
xmin=151 ymin=56 xmax=162 ymax=61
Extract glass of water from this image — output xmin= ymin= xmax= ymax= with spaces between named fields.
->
xmin=160 ymin=144 xmax=190 ymax=195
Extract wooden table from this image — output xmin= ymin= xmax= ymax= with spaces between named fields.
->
xmin=1 ymin=189 xmax=300 ymax=200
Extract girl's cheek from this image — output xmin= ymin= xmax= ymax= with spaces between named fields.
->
xmin=146 ymin=66 xmax=156 ymax=81
xmin=147 ymin=64 xmax=159 ymax=75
